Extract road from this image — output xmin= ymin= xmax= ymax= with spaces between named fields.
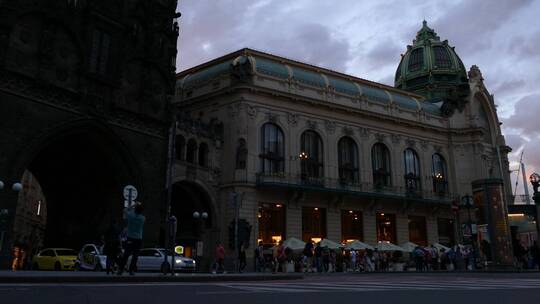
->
xmin=2 ymin=272 xmax=540 ymax=304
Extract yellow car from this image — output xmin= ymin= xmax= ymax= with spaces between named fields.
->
xmin=32 ymin=248 xmax=78 ymax=271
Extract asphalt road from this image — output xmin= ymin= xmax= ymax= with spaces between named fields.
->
xmin=2 ymin=273 xmax=540 ymax=304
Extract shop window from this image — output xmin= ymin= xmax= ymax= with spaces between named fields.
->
xmin=376 ymin=213 xmax=396 ymax=243
xmin=302 ymin=207 xmax=326 ymax=242
xmin=257 ymin=203 xmax=286 ymax=246
xmin=341 ymin=210 xmax=363 ymax=243
xmin=408 ymin=215 xmax=427 ymax=246
xmin=437 ymin=218 xmax=455 ymax=247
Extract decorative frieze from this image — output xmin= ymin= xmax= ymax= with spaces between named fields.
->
xmin=287 ymin=113 xmax=298 ymax=126
xmin=325 ymin=120 xmax=336 ymax=134
xmin=306 ymin=119 xmax=317 ymax=130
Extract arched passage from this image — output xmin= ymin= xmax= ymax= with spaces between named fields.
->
xmin=14 ymin=123 xmax=139 ymax=255
xmin=170 ymin=180 xmax=214 ymax=256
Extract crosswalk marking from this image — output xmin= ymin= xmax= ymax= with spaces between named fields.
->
xmin=219 ymin=279 xmax=540 ymax=294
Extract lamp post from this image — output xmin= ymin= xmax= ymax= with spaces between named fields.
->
xmin=529 ymin=173 xmax=540 ymax=241
xmin=461 ymin=194 xmax=476 ymax=270
xmin=0 ymin=180 xmax=23 ymax=263
xmin=193 ymin=211 xmax=208 ymax=272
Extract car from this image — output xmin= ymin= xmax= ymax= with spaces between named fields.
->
xmin=32 ymin=248 xmax=78 ymax=271
xmin=74 ymin=244 xmax=107 ymax=271
xmin=127 ymin=248 xmax=196 ymax=272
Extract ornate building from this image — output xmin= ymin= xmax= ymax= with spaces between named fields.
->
xmin=0 ymin=0 xmax=179 ymax=268
xmin=174 ymin=22 xmax=514 ymax=269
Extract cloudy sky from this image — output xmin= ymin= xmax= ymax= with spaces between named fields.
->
xmin=176 ymin=0 xmax=540 ymax=199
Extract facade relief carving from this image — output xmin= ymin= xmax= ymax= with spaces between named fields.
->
xmin=325 ymin=120 xmax=336 ymax=134
xmin=306 ymin=119 xmax=317 ymax=130
xmin=287 ymin=113 xmax=298 ymax=126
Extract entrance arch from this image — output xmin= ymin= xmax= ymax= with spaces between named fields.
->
xmin=170 ymin=180 xmax=216 ymax=263
xmin=13 ymin=121 xmax=140 ymax=257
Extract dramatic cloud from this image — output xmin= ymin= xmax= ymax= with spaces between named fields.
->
xmin=176 ymin=0 xmax=540 ymax=196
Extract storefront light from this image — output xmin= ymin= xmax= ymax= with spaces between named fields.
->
xmin=271 ymin=236 xmax=282 ymax=244
xmin=508 ymin=213 xmax=525 ymax=217
xmin=380 ymin=213 xmax=385 ymax=216
xmin=311 ymin=237 xmax=322 ymax=243
xmin=349 ymin=210 xmax=353 ymax=214
xmin=314 ymin=207 xmax=319 ymax=211
xmin=275 ymin=204 xmax=282 ymax=208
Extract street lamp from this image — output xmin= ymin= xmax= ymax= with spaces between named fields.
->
xmin=461 ymin=194 xmax=476 ymax=270
xmin=193 ymin=211 xmax=208 ymax=272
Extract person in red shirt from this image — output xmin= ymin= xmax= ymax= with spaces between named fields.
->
xmin=213 ymin=242 xmax=226 ymax=274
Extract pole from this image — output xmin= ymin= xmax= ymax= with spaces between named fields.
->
xmin=521 ymin=162 xmax=531 ymax=205
xmin=466 ymin=203 xmax=476 ymax=270
xmin=163 ymin=119 xmax=178 ymax=275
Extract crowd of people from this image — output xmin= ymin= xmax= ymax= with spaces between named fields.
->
xmin=513 ymin=241 xmax=540 ymax=270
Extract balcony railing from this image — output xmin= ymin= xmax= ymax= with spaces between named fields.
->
xmin=256 ymin=172 xmax=454 ymax=203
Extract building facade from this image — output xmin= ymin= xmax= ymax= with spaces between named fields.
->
xmin=173 ymin=22 xmax=512 ymax=268
xmin=0 ymin=0 xmax=179 ymax=268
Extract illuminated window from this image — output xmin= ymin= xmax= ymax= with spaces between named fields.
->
xmin=408 ymin=215 xmax=427 ymax=246
xmin=432 ymin=153 xmax=448 ymax=194
xmin=258 ymin=203 xmax=285 ymax=245
xmin=376 ymin=213 xmax=396 ymax=243
xmin=341 ymin=210 xmax=363 ymax=243
xmin=302 ymin=207 xmax=326 ymax=242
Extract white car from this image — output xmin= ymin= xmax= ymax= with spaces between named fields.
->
xmin=75 ymin=244 xmax=107 ymax=271
xmin=128 ymin=248 xmax=196 ymax=272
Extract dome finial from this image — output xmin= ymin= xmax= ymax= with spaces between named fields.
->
xmin=415 ymin=20 xmax=439 ymax=44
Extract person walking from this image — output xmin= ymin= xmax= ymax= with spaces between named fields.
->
xmin=255 ymin=241 xmax=265 ymax=272
xmin=303 ymin=240 xmax=314 ymax=273
xmin=117 ymin=203 xmax=145 ymax=275
xmin=213 ymin=242 xmax=226 ymax=274
xmin=104 ymin=218 xmax=122 ymax=275
xmin=315 ymin=242 xmax=323 ymax=272
xmin=238 ymin=242 xmax=247 ymax=273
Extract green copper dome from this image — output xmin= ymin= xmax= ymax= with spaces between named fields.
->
xmin=395 ymin=21 xmax=470 ymax=116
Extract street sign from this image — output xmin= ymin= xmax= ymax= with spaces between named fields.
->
xmin=123 ymin=185 xmax=138 ymax=207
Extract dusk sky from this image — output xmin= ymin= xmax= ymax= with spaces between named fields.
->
xmin=176 ymin=0 xmax=540 ymax=199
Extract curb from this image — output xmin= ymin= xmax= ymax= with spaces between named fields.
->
xmin=0 ymin=273 xmax=304 ymax=284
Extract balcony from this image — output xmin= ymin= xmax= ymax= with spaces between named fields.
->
xmin=256 ymin=172 xmax=454 ymax=204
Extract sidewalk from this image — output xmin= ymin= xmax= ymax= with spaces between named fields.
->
xmin=0 ymin=271 xmax=304 ymax=284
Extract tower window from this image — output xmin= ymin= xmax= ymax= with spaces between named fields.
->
xmin=433 ymin=46 xmax=452 ymax=69
xmin=408 ymin=48 xmax=424 ymax=72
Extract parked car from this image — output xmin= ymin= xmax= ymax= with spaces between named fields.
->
xmin=32 ymin=248 xmax=78 ymax=271
xmin=127 ymin=248 xmax=196 ymax=272
xmin=74 ymin=244 xmax=107 ymax=271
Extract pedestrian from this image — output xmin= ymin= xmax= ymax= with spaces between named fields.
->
xmin=117 ymin=203 xmax=145 ymax=275
xmin=303 ymin=240 xmax=314 ymax=273
xmin=213 ymin=242 xmax=226 ymax=274
xmin=413 ymin=246 xmax=424 ymax=272
xmin=315 ymin=242 xmax=323 ymax=272
xmin=350 ymin=249 xmax=357 ymax=272
xmin=104 ymin=218 xmax=122 ymax=275
xmin=238 ymin=242 xmax=247 ymax=273
xmin=530 ymin=241 xmax=540 ymax=269
xmin=322 ymin=246 xmax=330 ymax=272
xmin=255 ymin=241 xmax=265 ymax=272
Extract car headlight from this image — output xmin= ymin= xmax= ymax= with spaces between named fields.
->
xmin=175 ymin=259 xmax=183 ymax=264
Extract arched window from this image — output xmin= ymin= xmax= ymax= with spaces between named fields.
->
xmin=404 ymin=148 xmax=421 ymax=193
xmin=300 ymin=130 xmax=323 ymax=180
xmin=338 ymin=137 xmax=359 ymax=184
xmin=198 ymin=143 xmax=208 ymax=167
xmin=372 ymin=143 xmax=391 ymax=187
xmin=175 ymin=135 xmax=185 ymax=160
xmin=433 ymin=46 xmax=452 ymax=69
xmin=432 ymin=153 xmax=448 ymax=194
xmin=186 ymin=138 xmax=197 ymax=164
xmin=260 ymin=123 xmax=284 ymax=174
xmin=408 ymin=48 xmax=424 ymax=72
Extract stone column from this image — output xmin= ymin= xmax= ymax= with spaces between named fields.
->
xmin=287 ymin=205 xmax=302 ymax=239
xmin=396 ymin=213 xmax=409 ymax=244
xmin=426 ymin=216 xmax=439 ymax=245
xmin=327 ymin=209 xmax=341 ymax=242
